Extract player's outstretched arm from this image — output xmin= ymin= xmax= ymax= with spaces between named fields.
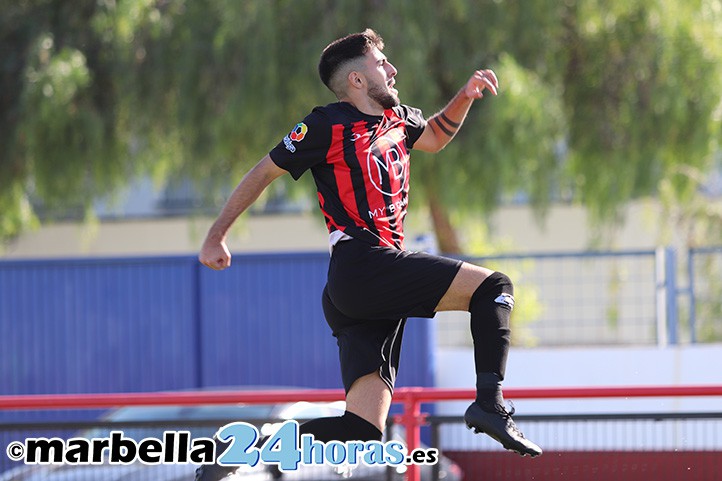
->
xmin=199 ymin=155 xmax=287 ymax=270
xmin=414 ymin=69 xmax=499 ymax=153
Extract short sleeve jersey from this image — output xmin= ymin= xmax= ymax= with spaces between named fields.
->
xmin=269 ymin=102 xmax=427 ymax=250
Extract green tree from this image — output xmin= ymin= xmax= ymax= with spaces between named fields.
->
xmin=1 ymin=0 xmax=721 ymax=252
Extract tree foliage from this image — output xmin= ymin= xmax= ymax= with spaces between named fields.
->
xmin=1 ymin=0 xmax=721 ymax=251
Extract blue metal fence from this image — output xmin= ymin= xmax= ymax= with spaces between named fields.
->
xmin=0 ymin=253 xmax=435 ymax=401
xmin=0 ymin=257 xmax=199 ymax=395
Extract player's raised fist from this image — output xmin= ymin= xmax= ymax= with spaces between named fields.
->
xmin=465 ymin=69 xmax=499 ymax=99
xmin=199 ymin=240 xmax=232 ymax=270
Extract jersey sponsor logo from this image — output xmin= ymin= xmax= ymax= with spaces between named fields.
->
xmin=283 ymin=123 xmax=308 ymax=153
xmin=367 ymin=143 xmax=406 ymax=196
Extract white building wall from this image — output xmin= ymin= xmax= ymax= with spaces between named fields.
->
xmin=1 ymin=200 xmax=670 ymax=259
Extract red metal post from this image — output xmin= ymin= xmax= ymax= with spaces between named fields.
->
xmin=393 ymin=389 xmax=426 ymax=481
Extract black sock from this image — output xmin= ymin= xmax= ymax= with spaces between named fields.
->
xmin=298 ymin=411 xmax=382 ymax=443
xmin=475 ymin=372 xmax=504 ymax=405
xmin=469 ymin=271 xmax=513 ymax=402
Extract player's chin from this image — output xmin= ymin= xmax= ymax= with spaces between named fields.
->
xmin=390 ymin=89 xmax=400 ymax=105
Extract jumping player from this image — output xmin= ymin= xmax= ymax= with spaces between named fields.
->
xmin=197 ymin=28 xmax=541 ymax=479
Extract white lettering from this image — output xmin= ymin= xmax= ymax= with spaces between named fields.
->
xmin=367 ymin=197 xmax=409 ymax=219
xmin=283 ymin=136 xmax=296 ymax=153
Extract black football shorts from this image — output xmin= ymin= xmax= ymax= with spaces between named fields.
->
xmin=322 ymin=238 xmax=463 ymax=393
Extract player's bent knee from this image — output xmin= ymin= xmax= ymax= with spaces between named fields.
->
xmin=471 ymin=271 xmax=514 ymax=310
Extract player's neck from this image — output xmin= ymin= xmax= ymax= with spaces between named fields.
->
xmin=339 ymin=94 xmax=385 ymax=117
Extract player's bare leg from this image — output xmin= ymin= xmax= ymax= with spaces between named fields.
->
xmin=292 ymin=372 xmax=385 ymax=444
xmin=344 ymin=372 xmax=393 ymax=432
xmin=436 ymin=262 xmax=542 ymax=457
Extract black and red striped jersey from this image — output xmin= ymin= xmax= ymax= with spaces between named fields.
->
xmin=269 ymin=102 xmax=427 ymax=250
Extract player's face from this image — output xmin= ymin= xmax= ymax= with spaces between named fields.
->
xmin=364 ymin=47 xmax=399 ymax=109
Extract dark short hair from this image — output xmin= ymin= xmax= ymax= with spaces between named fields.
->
xmin=318 ymin=28 xmax=384 ymax=91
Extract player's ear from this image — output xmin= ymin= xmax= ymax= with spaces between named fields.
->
xmin=348 ymin=70 xmax=364 ymax=90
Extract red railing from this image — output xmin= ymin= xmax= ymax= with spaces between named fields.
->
xmin=2 ymin=385 xmax=722 ymax=481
